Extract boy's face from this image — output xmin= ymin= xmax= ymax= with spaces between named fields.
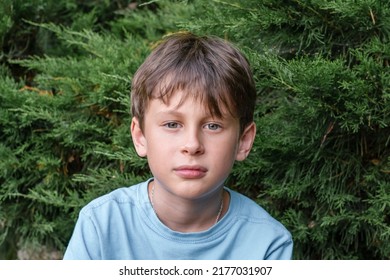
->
xmin=131 ymin=91 xmax=255 ymax=201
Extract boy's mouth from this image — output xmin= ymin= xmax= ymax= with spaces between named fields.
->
xmin=173 ymin=165 xmax=207 ymax=179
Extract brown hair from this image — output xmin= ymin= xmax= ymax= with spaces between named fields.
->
xmin=131 ymin=32 xmax=256 ymax=134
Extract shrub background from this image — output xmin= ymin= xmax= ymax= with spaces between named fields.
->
xmin=0 ymin=0 xmax=389 ymax=259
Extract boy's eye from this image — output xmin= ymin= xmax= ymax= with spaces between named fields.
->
xmin=164 ymin=122 xmax=180 ymax=129
xmin=205 ymin=123 xmax=221 ymax=131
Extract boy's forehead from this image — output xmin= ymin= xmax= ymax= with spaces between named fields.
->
xmin=148 ymin=74 xmax=237 ymax=119
xmin=151 ymin=90 xmax=206 ymax=111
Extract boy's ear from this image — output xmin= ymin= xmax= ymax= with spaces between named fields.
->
xmin=236 ymin=122 xmax=256 ymax=161
xmin=131 ymin=117 xmax=147 ymax=157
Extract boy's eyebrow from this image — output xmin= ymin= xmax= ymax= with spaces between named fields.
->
xmin=153 ymin=105 xmax=190 ymax=115
xmin=155 ymin=109 xmax=231 ymax=122
xmin=155 ymin=109 xmax=184 ymax=116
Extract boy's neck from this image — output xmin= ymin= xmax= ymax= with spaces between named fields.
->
xmin=148 ymin=181 xmax=229 ymax=233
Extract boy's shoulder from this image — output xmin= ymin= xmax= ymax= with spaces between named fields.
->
xmin=79 ymin=180 xmax=148 ymax=215
xmin=228 ymin=188 xmax=290 ymax=234
xmin=228 ymin=188 xmax=271 ymax=217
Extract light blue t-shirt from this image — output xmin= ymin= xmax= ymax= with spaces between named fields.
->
xmin=63 ymin=179 xmax=293 ymax=260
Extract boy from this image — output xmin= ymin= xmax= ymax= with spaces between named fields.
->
xmin=63 ymin=32 xmax=293 ymax=260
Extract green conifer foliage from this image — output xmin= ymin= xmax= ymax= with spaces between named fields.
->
xmin=0 ymin=29 xmax=149 ymax=258
xmin=1 ymin=0 xmax=389 ymax=259
xmin=184 ymin=0 xmax=390 ymax=259
xmin=0 ymin=1 xmax=192 ymax=259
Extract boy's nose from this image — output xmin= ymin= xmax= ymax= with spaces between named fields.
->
xmin=181 ymin=129 xmax=205 ymax=155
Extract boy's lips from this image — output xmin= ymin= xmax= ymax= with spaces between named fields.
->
xmin=173 ymin=165 xmax=208 ymax=179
